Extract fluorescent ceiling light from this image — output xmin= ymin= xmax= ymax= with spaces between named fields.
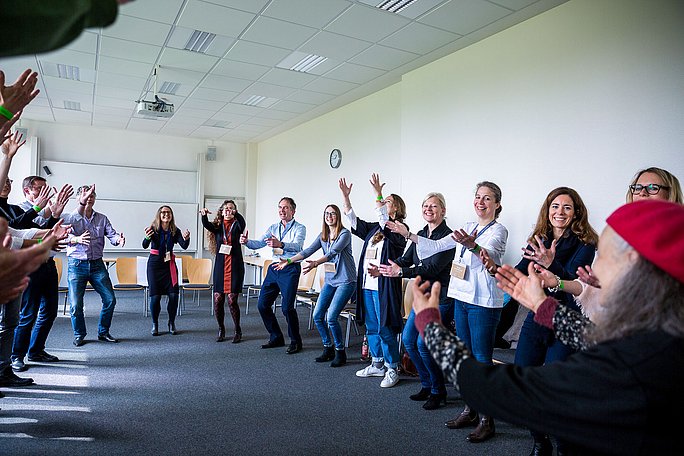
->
xmin=290 ymin=54 xmax=328 ymax=73
xmin=243 ymin=95 xmax=267 ymax=106
xmin=184 ymin=30 xmax=216 ymax=54
xmin=158 ymin=81 xmax=181 ymax=95
xmin=63 ymin=100 xmax=82 ymax=111
xmin=377 ymin=0 xmax=418 ymax=13
xmin=57 ymin=64 xmax=80 ymax=80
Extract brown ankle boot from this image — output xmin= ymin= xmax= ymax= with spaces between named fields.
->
xmin=445 ymin=405 xmax=479 ymax=429
xmin=467 ymin=416 xmax=495 ymax=443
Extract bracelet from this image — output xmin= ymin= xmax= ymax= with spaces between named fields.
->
xmin=33 ymin=205 xmax=42 ymax=213
xmin=286 ymin=258 xmax=292 ymax=265
xmin=0 ymin=105 xmax=14 ymax=120
xmin=547 ymin=275 xmax=563 ymax=293
xmin=145 ymin=236 xmax=151 ymax=241
xmin=37 ymin=238 xmax=42 ymax=244
xmin=376 ymin=195 xmax=383 ymax=202
xmin=469 ymin=244 xmax=481 ymax=254
xmin=404 ymin=231 xmax=411 ymax=241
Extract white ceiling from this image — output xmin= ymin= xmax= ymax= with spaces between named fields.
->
xmin=1 ymin=0 xmax=566 ymax=143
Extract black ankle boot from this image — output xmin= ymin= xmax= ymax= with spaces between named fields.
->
xmin=409 ymin=387 xmax=431 ymax=401
xmin=330 ymin=349 xmax=346 ymax=367
xmin=151 ymin=323 xmax=159 ymax=336
xmin=529 ymin=437 xmax=553 ymax=456
xmin=315 ymin=346 xmax=335 ymax=362
xmin=423 ymin=392 xmax=447 ymax=410
xmin=168 ymin=322 xmax=177 ymax=335
xmin=216 ymin=328 xmax=225 ymax=342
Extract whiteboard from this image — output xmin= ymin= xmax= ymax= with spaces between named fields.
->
xmin=89 ymin=200 xmax=198 ymax=253
xmin=41 ymin=160 xmax=196 ymax=203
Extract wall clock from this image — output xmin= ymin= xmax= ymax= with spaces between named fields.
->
xmin=329 ymin=148 xmax=342 ymax=169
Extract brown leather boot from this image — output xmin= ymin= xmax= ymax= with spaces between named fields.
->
xmin=467 ymin=416 xmax=495 ymax=443
xmin=445 ymin=405 xmax=479 ymax=429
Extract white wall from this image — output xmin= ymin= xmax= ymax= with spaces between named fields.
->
xmin=251 ymin=0 xmax=684 ymax=266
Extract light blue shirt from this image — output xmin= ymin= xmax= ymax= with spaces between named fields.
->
xmin=298 ymin=228 xmax=357 ymax=287
xmin=62 ymin=209 xmax=121 ymax=260
xmin=245 ymin=218 xmax=306 ymax=260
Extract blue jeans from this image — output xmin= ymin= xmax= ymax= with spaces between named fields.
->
xmin=68 ymin=258 xmax=117 ymax=338
xmin=0 ymin=296 xmax=20 ymax=372
xmin=514 ymin=311 xmax=576 ymax=367
xmin=257 ymin=263 xmax=301 ymax=344
xmin=453 ymin=299 xmax=502 ymax=364
xmin=363 ymin=289 xmax=400 ymax=368
xmin=12 ymin=259 xmax=59 ymax=359
xmin=403 ymin=292 xmax=454 ymax=394
xmin=313 ymin=282 xmax=356 ymax=350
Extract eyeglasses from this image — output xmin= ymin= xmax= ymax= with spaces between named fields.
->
xmin=5 ymin=179 xmax=12 ymax=185
xmin=324 ymin=212 xmax=337 ymax=217
xmin=160 ymin=211 xmax=172 ymax=215
xmin=629 ymin=183 xmax=669 ymax=195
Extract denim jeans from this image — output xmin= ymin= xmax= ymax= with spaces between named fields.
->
xmin=403 ymin=292 xmax=454 ymax=394
xmin=68 ymin=258 xmax=117 ymax=337
xmin=514 ymin=310 xmax=576 ymax=367
xmin=363 ymin=289 xmax=400 ymax=368
xmin=453 ymin=299 xmax=502 ymax=364
xmin=12 ymin=259 xmax=59 ymax=359
xmin=257 ymin=263 xmax=301 ymax=344
xmin=313 ymin=282 xmax=356 ymax=350
xmin=0 ymin=296 xmax=20 ymax=372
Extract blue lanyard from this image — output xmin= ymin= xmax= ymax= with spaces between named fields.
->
xmin=459 ymin=220 xmax=497 ymax=259
xmin=278 ymin=221 xmax=293 ymax=242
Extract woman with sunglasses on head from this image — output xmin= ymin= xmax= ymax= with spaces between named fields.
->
xmin=341 ymin=173 xmax=408 ymax=388
xmin=200 ymin=200 xmax=246 ymax=343
xmin=274 ymin=204 xmax=356 ymax=367
xmin=143 ymin=206 xmax=190 ymax=336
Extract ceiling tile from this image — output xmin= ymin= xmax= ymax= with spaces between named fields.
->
xmin=94 ymin=105 xmax=134 ymax=117
xmin=357 ymin=0 xmax=447 ymax=20
xmin=52 ymin=108 xmax=92 ymax=124
xmin=95 ymin=95 xmax=137 ymax=109
xmin=486 ymin=0 xmax=537 ymax=11
xmin=259 ymin=68 xmax=317 ymax=89
xmin=97 ymin=72 xmax=148 ymax=91
xmin=224 ymin=40 xmax=291 ymax=66
xmin=159 ymin=48 xmax=220 ymax=73
xmin=324 ymin=62 xmax=385 ymax=84
xmin=160 ymin=123 xmax=201 ymax=136
xmin=166 ymin=26 xmax=235 ymax=57
xmin=189 ymin=125 xmax=228 ymax=138
xmin=191 ymin=87 xmax=240 ymax=102
xmin=174 ymin=106 xmax=216 ymax=119
xmin=119 ymin=0 xmax=186 ymax=24
xmin=250 ymin=109 xmax=297 ymax=121
xmin=243 ymin=117 xmax=281 ymax=127
xmin=263 ymin=0 xmax=352 ymax=28
xmin=200 ymin=0 xmax=271 ymax=14
xmin=201 ymin=74 xmax=253 ymax=92
xmin=22 ymin=105 xmax=54 ymax=121
xmin=241 ymin=17 xmax=318 ymax=50
xmin=42 ymin=76 xmax=94 ymax=95
xmin=103 ymin=15 xmax=172 ymax=47
xmin=419 ymin=0 xmax=511 ymax=35
xmin=271 ymin=99 xmax=315 ymax=114
xmin=178 ymin=0 xmax=256 ymax=37
xmin=349 ymin=44 xmax=419 ymax=71
xmin=218 ymin=103 xmax=264 ymax=116
xmin=98 ymin=56 xmax=153 ymax=78
xmin=239 ymin=81 xmax=295 ymax=99
xmin=64 ymin=31 xmax=99 ymax=54
xmin=210 ymin=111 xmax=252 ymax=123
xmin=213 ymin=59 xmax=270 ymax=80
xmin=285 ymin=89 xmax=335 ymax=105
xmin=128 ymin=117 xmax=165 ymax=132
xmin=326 ymin=4 xmax=410 ymax=42
xmin=381 ymin=22 xmax=461 ymax=54
xmin=303 ymin=77 xmax=358 ymax=96
xmin=95 ymin=85 xmax=142 ymax=102
xmin=100 ymin=37 xmax=162 ymax=63
xmin=182 ymin=97 xmax=226 ymax=112
xmin=300 ymin=31 xmax=372 ymax=61
xmin=37 ymin=49 xmax=97 ymax=70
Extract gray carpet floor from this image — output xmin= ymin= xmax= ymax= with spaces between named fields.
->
xmin=1 ymin=290 xmax=531 ymax=455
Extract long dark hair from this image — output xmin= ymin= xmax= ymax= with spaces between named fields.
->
xmin=151 ymin=205 xmax=177 ymax=235
xmin=529 ymin=187 xmax=598 ymax=246
xmin=321 ymin=204 xmax=342 ymax=242
xmin=206 ymin=200 xmax=238 ymax=255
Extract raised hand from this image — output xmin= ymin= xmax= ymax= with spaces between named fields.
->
xmin=532 ymin=263 xmax=558 ymax=288
xmin=78 ymin=230 xmax=91 ymax=246
xmin=117 ymin=232 xmax=126 ymax=247
xmin=0 ymin=69 xmax=40 ymax=115
xmin=369 ymin=173 xmax=385 ymax=197
xmin=386 ymin=221 xmax=409 ymax=238
xmin=199 ymin=208 xmax=211 ymax=216
xmin=50 ymin=184 xmax=74 ymax=217
xmin=0 ymin=111 xmax=21 ymax=139
xmin=301 ymin=260 xmax=316 ymax=275
xmin=577 ymin=265 xmax=601 ymax=288
xmin=338 ymin=178 xmax=353 ymax=198
xmin=521 ymin=235 xmax=557 ymax=268
xmin=79 ymin=184 xmax=96 ymax=205
xmin=495 ymin=263 xmax=547 ymax=313
xmin=33 ymin=184 xmax=56 ymax=210
xmin=144 ymin=226 xmax=154 ymax=238
xmin=452 ymin=228 xmax=477 ymax=249
xmin=411 ymin=276 xmax=440 ymax=314
xmin=479 ymin=248 xmax=498 ymax=275
xmin=1 ymin=130 xmax=25 ymax=159
xmin=182 ymin=229 xmax=190 ymax=240
xmin=265 ymin=235 xmax=282 ymax=249
xmin=239 ymin=229 xmax=248 ymax=245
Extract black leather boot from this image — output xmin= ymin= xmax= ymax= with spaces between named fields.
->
xmin=330 ymin=349 xmax=347 ymax=367
xmin=529 ymin=436 xmax=553 ymax=456
xmin=315 ymin=346 xmax=335 ymax=362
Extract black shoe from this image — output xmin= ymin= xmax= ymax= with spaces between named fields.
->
xmin=73 ymin=337 xmax=85 ymax=347
xmin=286 ymin=342 xmax=302 ymax=354
xmin=423 ymin=393 xmax=447 ymax=410
xmin=27 ymin=351 xmax=60 ymax=362
xmin=0 ymin=369 xmax=34 ymax=387
xmin=232 ymin=333 xmax=242 ymax=344
xmin=11 ymin=358 xmax=27 ymax=372
xmin=315 ymin=346 xmax=335 ymax=362
xmin=151 ymin=324 xmax=159 ymax=336
xmin=216 ymin=328 xmax=226 ymax=342
xmin=168 ymin=322 xmax=177 ymax=335
xmin=330 ymin=349 xmax=347 ymax=367
xmin=98 ymin=333 xmax=118 ymax=343
xmin=529 ymin=438 xmax=553 ymax=456
xmin=261 ymin=339 xmax=285 ymax=349
xmin=409 ymin=387 xmax=431 ymax=401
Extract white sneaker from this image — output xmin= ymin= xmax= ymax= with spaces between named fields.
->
xmin=380 ymin=368 xmax=399 ymax=388
xmin=356 ymin=364 xmax=386 ymax=378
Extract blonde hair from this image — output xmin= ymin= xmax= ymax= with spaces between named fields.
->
xmin=626 ymin=167 xmax=682 ymax=204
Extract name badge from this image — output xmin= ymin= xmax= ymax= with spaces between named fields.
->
xmin=366 ymin=247 xmax=378 ymax=260
xmin=272 ymin=247 xmax=284 ymax=256
xmin=164 ymin=252 xmax=171 ymax=262
xmin=450 ymin=261 xmax=467 ymax=280
xmin=219 ymin=244 xmax=232 ymax=255
xmin=323 ymin=262 xmax=336 ymax=274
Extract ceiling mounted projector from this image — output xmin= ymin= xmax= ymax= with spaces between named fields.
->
xmin=136 ymin=96 xmax=174 ymax=118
